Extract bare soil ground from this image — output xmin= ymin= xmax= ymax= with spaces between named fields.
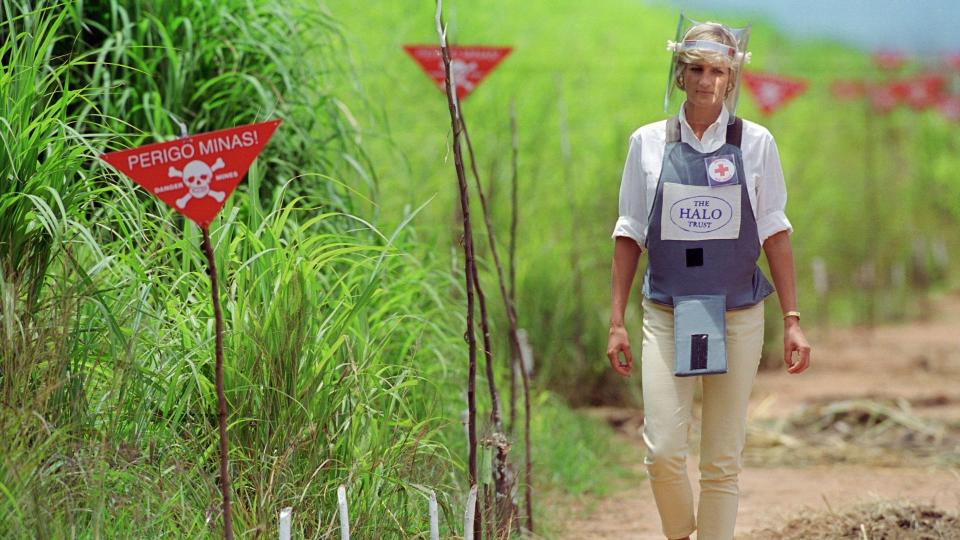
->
xmin=553 ymin=292 xmax=960 ymax=539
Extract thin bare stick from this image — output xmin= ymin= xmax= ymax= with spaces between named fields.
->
xmin=461 ymin=92 xmax=534 ymax=537
xmin=508 ymin=99 xmax=519 ymax=436
xmin=470 ymin=259 xmax=517 ymax=534
xmin=201 ymin=227 xmax=233 ymax=540
xmin=461 ymin=114 xmax=523 ymax=352
xmin=455 ymin=96 xmax=515 ymax=537
xmin=521 ymin=335 xmax=533 ymax=533
xmin=469 ymin=237 xmax=503 ymax=432
xmin=436 ymin=2 xmax=481 ymax=538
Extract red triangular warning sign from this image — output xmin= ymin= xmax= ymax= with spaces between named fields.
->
xmin=867 ymin=81 xmax=902 ymax=113
xmin=901 ymin=74 xmax=947 ymax=110
xmin=100 ymin=120 xmax=281 ymax=227
xmin=403 ymin=45 xmax=512 ymax=100
xmin=741 ymin=72 xmax=807 ymax=116
xmin=873 ymin=50 xmax=908 ymax=71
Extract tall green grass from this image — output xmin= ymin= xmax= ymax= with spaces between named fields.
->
xmin=0 ymin=1 xmax=651 ymax=536
xmin=0 ymin=3 xmax=98 ymax=425
xmin=1 ymin=1 xmax=469 ymax=536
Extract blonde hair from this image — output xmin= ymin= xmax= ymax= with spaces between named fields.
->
xmin=673 ymin=23 xmax=740 ymax=96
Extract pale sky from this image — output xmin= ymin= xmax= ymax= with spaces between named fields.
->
xmin=653 ymin=0 xmax=960 ymax=55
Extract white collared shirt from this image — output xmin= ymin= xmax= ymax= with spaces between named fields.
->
xmin=611 ymin=104 xmax=792 ymax=248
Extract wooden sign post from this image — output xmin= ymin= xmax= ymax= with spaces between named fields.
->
xmin=100 ymin=119 xmax=281 ymax=539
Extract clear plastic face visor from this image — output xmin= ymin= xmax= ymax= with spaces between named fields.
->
xmin=664 ymin=14 xmax=752 ymax=124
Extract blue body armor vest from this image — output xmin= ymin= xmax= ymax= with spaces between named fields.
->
xmin=642 ymin=116 xmax=774 ymax=309
xmin=641 ymin=116 xmax=774 ymax=376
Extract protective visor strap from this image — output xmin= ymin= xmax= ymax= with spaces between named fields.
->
xmin=725 ymin=117 xmax=743 ymax=148
xmin=681 ymin=40 xmax=737 ymax=59
xmin=666 ymin=117 xmax=681 ymax=143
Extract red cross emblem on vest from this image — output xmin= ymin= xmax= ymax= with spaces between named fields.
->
xmin=705 ymin=155 xmax=737 ymax=186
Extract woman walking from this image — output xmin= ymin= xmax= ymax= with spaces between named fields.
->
xmin=606 ymin=17 xmax=811 ymax=540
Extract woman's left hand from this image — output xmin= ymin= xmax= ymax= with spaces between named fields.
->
xmin=783 ymin=320 xmax=810 ymax=374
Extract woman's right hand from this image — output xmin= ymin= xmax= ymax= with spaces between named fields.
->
xmin=607 ymin=325 xmax=634 ymax=377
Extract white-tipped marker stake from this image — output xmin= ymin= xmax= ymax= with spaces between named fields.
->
xmin=932 ymin=237 xmax=949 ymax=269
xmin=811 ymin=257 xmax=828 ymax=297
xmin=279 ymin=507 xmax=292 ymax=540
xmin=429 ymin=490 xmax=440 ymax=540
xmin=338 ymin=485 xmax=350 ymax=540
xmin=464 ymin=484 xmax=478 ymax=540
xmin=517 ymin=328 xmax=534 ymax=376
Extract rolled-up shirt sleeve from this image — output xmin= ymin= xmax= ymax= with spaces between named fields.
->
xmin=755 ymin=133 xmax=793 ymax=245
xmin=611 ymin=135 xmax=647 ymax=247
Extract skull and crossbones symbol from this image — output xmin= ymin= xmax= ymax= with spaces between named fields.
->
xmin=168 ymin=158 xmax=226 ymax=208
xmin=450 ymin=59 xmax=478 ymax=92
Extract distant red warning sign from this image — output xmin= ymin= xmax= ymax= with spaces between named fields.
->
xmin=741 ymin=72 xmax=807 ymax=115
xmin=403 ymin=45 xmax=512 ymax=100
xmin=100 ymin=120 xmax=280 ymax=227
xmin=872 ymin=50 xmax=907 ymax=71
xmin=867 ymin=82 xmax=901 ymax=113
xmin=902 ymin=74 xmax=947 ymax=110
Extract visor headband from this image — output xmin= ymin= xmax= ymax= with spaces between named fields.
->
xmin=666 ymin=39 xmax=751 ymax=64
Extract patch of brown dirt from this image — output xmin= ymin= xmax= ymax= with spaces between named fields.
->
xmin=553 ymin=292 xmax=960 ymax=539
xmin=552 ymin=440 xmax=960 ymax=540
xmin=750 ymin=292 xmax=960 ymax=423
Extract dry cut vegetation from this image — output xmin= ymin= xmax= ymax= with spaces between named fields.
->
xmin=743 ymin=500 xmax=960 ymax=540
xmin=745 ymin=398 xmax=960 ymax=467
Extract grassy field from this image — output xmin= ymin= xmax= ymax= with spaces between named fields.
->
xmin=3 ymin=0 xmax=958 ymax=537
xmin=325 ymin=0 xmax=960 ymax=400
xmin=0 ymin=1 xmax=626 ymax=537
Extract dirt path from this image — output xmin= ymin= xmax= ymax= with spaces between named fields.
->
xmin=556 ymin=291 xmax=960 ymax=540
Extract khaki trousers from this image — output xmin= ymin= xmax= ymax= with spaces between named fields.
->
xmin=640 ymin=297 xmax=764 ymax=540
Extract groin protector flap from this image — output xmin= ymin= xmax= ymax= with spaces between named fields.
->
xmin=673 ymin=295 xmax=727 ymax=377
